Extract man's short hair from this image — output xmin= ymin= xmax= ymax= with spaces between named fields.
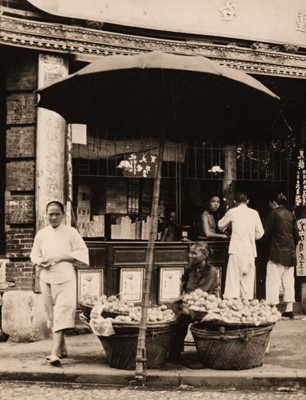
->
xmin=234 ymin=192 xmax=248 ymax=204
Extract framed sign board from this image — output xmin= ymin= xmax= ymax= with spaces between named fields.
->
xmin=119 ymin=268 xmax=144 ymax=303
xmin=159 ymin=267 xmax=184 ymax=302
xmin=77 ymin=269 xmax=104 ymax=303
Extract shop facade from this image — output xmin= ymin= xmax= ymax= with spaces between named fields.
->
xmin=1 ymin=0 xmax=306 ymax=340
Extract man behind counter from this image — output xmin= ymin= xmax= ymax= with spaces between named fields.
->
xmin=160 ymin=211 xmax=182 ymax=241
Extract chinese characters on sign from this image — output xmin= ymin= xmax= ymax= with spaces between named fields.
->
xmin=117 ymin=152 xmax=157 ymax=178
xmin=296 ymin=12 xmax=306 ymax=32
xmin=219 ymin=1 xmax=237 ymax=21
xmin=296 ymin=219 xmax=306 ymax=276
xmin=295 ymin=149 xmax=306 ymax=207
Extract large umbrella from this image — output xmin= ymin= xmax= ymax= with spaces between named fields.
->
xmin=36 ymin=51 xmax=281 ymax=144
xmin=36 ymin=51 xmax=281 ymax=382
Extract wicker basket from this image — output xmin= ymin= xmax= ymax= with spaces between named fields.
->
xmin=188 ymin=310 xmax=208 ymax=321
xmin=98 ymin=320 xmax=177 ymax=370
xmin=78 ymin=303 xmax=93 ymax=319
xmin=78 ymin=304 xmax=129 ymax=320
xmin=195 ymin=320 xmax=273 ymax=332
xmin=190 ymin=322 xmax=273 ymax=370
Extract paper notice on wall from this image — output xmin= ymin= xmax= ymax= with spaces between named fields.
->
xmin=0 ymin=259 xmax=8 ymax=283
xmin=296 ymin=218 xmax=306 ymax=276
xmin=71 ymin=124 xmax=87 ymax=144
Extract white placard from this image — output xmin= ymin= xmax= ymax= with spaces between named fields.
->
xmin=296 ymin=218 xmax=306 ymax=276
xmin=71 ymin=124 xmax=87 ymax=144
xmin=120 ymin=268 xmax=144 ymax=302
xmin=0 ymin=259 xmax=8 ymax=283
xmin=159 ymin=267 xmax=184 ymax=302
xmin=77 ymin=269 xmax=104 ymax=302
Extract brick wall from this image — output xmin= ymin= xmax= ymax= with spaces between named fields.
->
xmin=6 ymin=127 xmax=35 ymax=158
xmin=5 ymin=196 xmax=35 ymax=225
xmin=6 ymin=161 xmax=35 ymax=192
xmin=5 ymin=260 xmax=35 ymax=291
xmin=4 ymin=48 xmax=37 ymax=291
xmin=6 ymin=228 xmax=35 ymax=259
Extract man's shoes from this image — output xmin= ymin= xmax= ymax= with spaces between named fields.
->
xmin=46 ymin=355 xmax=61 ymax=366
xmin=282 ymin=311 xmax=294 ymax=319
xmin=46 ymin=353 xmax=68 ymax=360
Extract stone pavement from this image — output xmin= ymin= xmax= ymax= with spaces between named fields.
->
xmin=0 ymin=317 xmax=306 ymax=390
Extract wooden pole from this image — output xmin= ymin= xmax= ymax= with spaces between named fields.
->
xmin=65 ymin=124 xmax=73 ymax=226
xmin=135 ymin=135 xmax=165 ymax=384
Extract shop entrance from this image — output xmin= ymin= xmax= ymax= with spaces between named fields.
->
xmin=72 ymin=136 xmax=295 ymax=299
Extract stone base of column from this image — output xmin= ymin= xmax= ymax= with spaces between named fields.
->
xmin=2 ymin=290 xmax=50 ymax=342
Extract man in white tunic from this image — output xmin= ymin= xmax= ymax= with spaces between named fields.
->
xmin=218 ymin=192 xmax=264 ymax=300
xmin=30 ymin=201 xmax=89 ymax=366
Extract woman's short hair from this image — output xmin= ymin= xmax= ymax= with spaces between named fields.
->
xmin=46 ymin=201 xmax=65 ymax=213
xmin=191 ymin=242 xmax=213 ymax=258
xmin=205 ymin=193 xmax=221 ymax=204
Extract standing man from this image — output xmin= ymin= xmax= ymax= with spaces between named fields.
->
xmin=264 ymin=193 xmax=299 ymax=319
xmin=30 ymin=201 xmax=89 ymax=366
xmin=218 ymin=192 xmax=264 ymax=300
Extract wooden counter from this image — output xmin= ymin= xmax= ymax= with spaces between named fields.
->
xmin=80 ymin=240 xmax=229 ymax=305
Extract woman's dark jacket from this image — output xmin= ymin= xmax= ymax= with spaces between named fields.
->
xmin=264 ymin=205 xmax=300 ymax=267
xmin=182 ymin=261 xmax=219 ymax=295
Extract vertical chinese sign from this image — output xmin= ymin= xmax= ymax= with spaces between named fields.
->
xmin=295 ymin=149 xmax=306 ymax=276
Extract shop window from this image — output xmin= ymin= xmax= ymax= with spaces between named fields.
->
xmin=72 ymin=133 xmax=294 ymax=239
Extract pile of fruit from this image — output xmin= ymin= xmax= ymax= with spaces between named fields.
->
xmin=113 ymin=305 xmax=175 ymax=324
xmin=183 ymin=288 xmax=281 ymax=325
xmin=80 ymin=294 xmax=176 ymax=324
xmin=80 ymin=293 xmax=99 ymax=307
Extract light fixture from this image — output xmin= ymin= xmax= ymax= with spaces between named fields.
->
xmin=208 ymin=165 xmax=224 ymax=173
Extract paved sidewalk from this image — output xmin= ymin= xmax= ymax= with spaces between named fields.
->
xmin=0 ymin=317 xmax=306 ymax=389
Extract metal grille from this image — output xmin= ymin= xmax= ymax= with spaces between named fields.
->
xmin=72 ymin=138 xmax=292 ymax=183
xmin=127 ymin=179 xmax=140 ymax=214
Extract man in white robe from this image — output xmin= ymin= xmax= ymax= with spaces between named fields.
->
xmin=31 ymin=201 xmax=89 ymax=366
xmin=218 ymin=192 xmax=264 ymax=300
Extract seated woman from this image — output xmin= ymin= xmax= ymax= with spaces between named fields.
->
xmin=198 ymin=194 xmax=228 ymax=239
xmin=169 ymin=242 xmax=220 ymax=362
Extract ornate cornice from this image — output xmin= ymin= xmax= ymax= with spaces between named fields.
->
xmin=1 ymin=14 xmax=306 ymax=78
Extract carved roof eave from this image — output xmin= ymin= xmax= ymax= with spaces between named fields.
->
xmin=1 ymin=14 xmax=306 ymax=79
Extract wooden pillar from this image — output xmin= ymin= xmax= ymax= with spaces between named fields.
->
xmin=36 ymin=54 xmax=68 ymax=230
xmin=222 ymin=145 xmax=236 ymax=210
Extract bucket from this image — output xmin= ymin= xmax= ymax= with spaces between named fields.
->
xmin=190 ymin=322 xmax=273 ymax=370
